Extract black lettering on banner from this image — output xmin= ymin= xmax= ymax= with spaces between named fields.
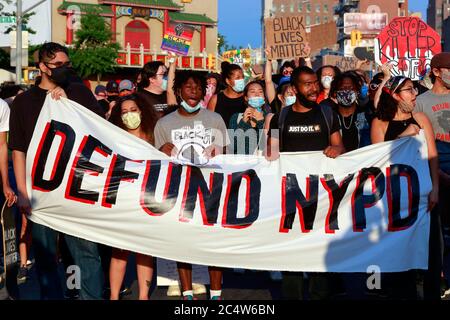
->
xmin=180 ymin=166 xmax=224 ymax=225
xmin=140 ymin=160 xmax=182 ymax=216
xmin=32 ymin=120 xmax=76 ymax=192
xmin=280 ymin=174 xmax=319 ymax=233
xmin=351 ymin=167 xmax=385 ymax=232
xmin=387 ymin=164 xmax=420 ymax=231
xmin=65 ymin=135 xmax=112 ymax=204
xmin=320 ymin=174 xmax=355 ymax=234
xmin=101 ymin=154 xmax=141 ymax=208
xmin=222 ymin=170 xmax=261 ymax=229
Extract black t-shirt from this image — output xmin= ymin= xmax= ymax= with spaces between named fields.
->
xmin=337 ymin=112 xmax=359 ymax=152
xmin=9 ymin=83 xmax=103 ymax=153
xmin=269 ymin=106 xmax=340 ymax=152
xmin=98 ymin=98 xmax=110 ymax=115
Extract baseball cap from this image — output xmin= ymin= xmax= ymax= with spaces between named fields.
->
xmin=119 ymin=79 xmax=134 ymax=92
xmin=106 ymin=80 xmax=119 ymax=93
xmin=95 ymin=85 xmax=107 ymax=96
xmin=430 ymin=52 xmax=450 ymax=70
xmin=385 ymin=76 xmax=409 ymax=94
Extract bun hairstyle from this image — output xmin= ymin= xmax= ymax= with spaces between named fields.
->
xmin=221 ymin=61 xmax=243 ymax=84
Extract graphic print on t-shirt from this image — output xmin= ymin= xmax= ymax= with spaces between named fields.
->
xmin=171 ymin=121 xmax=212 ymax=166
xmin=432 ymin=103 xmax=450 ymax=141
xmin=287 ymin=124 xmax=322 ymax=134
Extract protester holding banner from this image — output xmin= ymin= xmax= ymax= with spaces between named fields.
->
xmin=9 ymin=42 xmax=105 ymax=300
xmin=322 ymin=71 xmax=371 ymax=152
xmin=228 ymin=81 xmax=270 ymax=155
xmin=316 ymin=65 xmax=341 ymax=104
xmin=266 ymin=66 xmax=344 ymax=299
xmin=207 ymin=62 xmax=246 ymax=128
xmin=154 ymin=70 xmax=228 ymax=300
xmin=415 ymin=52 xmax=450 ymax=299
xmin=108 ymin=94 xmax=158 ymax=300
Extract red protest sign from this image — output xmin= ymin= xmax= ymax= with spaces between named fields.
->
xmin=374 ymin=17 xmax=441 ymax=80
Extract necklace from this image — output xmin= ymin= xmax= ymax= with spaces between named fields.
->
xmin=340 ymin=112 xmax=355 ymax=130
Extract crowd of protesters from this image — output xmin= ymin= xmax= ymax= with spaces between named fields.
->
xmin=0 ymin=41 xmax=449 ymax=301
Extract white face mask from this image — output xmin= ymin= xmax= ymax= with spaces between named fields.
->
xmin=441 ymin=69 xmax=450 ymax=88
xmin=181 ymin=99 xmax=201 ymax=114
xmin=321 ymin=76 xmax=333 ymax=89
xmin=232 ymin=79 xmax=245 ymax=93
xmin=285 ymin=95 xmax=296 ymax=106
xmin=121 ymin=112 xmax=141 ymax=130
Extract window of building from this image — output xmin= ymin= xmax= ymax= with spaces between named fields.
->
xmin=324 ymin=4 xmax=329 ymax=13
xmin=306 ymin=3 xmax=311 ymax=13
xmin=315 ymin=16 xmax=321 ymax=24
xmin=316 ymin=4 xmax=321 ymax=13
xmin=306 ymin=16 xmax=311 ymax=26
xmin=298 ymin=2 xmax=303 ymax=13
xmin=437 ymin=8 xmax=442 ymax=16
xmin=290 ymin=4 xmax=295 ymax=13
xmin=324 ymin=16 xmax=329 ymax=23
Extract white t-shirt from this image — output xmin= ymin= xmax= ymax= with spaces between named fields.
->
xmin=0 ymin=98 xmax=10 ymax=132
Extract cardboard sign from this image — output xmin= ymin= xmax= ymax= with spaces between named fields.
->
xmin=344 ymin=12 xmax=388 ymax=35
xmin=307 ymin=22 xmax=337 ymax=53
xmin=322 ymin=55 xmax=368 ymax=71
xmin=161 ymin=21 xmax=194 ymax=56
xmin=222 ymin=49 xmax=252 ymax=68
xmin=375 ymin=17 xmax=441 ymax=80
xmin=265 ymin=15 xmax=310 ymax=60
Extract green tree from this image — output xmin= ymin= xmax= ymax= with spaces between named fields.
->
xmin=1 ymin=0 xmax=36 ymax=35
xmin=0 ymin=48 xmax=11 ymax=69
xmin=69 ymin=13 xmax=120 ymax=83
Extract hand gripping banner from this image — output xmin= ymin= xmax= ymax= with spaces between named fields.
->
xmin=26 ymin=97 xmax=432 ymax=272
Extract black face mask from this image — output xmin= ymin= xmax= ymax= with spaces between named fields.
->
xmin=48 ymin=65 xmax=76 ymax=88
xmin=296 ymin=92 xmax=317 ymax=109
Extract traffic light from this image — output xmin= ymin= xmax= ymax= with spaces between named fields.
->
xmin=351 ymin=30 xmax=362 ymax=47
xmin=208 ymin=53 xmax=216 ymax=70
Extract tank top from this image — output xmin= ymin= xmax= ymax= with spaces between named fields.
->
xmin=215 ymin=91 xmax=246 ymax=128
xmin=384 ymin=115 xmax=420 ymax=142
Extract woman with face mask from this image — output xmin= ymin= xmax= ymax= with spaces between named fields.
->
xmin=229 ymin=81 xmax=270 ymax=155
xmin=207 ymin=62 xmax=246 ymax=128
xmin=108 ymin=94 xmax=158 ymax=300
xmin=316 ymin=65 xmax=341 ymax=104
xmin=325 ymin=72 xmax=371 ymax=152
xmin=371 ymin=74 xmax=440 ymax=299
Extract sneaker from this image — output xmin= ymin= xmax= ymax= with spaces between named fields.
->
xmin=182 ymin=294 xmax=195 ymax=300
xmin=25 ymin=259 xmax=34 ymax=270
xmin=210 ymin=295 xmax=222 ymax=300
xmin=167 ymin=284 xmax=181 ymax=297
xmin=192 ymin=283 xmax=207 ymax=295
xmin=17 ymin=266 xmax=28 ymax=284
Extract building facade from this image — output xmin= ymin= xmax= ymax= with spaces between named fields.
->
xmin=427 ymin=0 xmax=450 ymax=49
xmin=52 ymin=0 xmax=218 ymax=69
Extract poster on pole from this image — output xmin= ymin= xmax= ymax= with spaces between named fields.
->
xmin=265 ymin=15 xmax=310 ymax=60
xmin=374 ymin=17 xmax=441 ymax=80
xmin=161 ymin=21 xmax=194 ymax=56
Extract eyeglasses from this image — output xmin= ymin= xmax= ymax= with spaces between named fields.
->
xmin=44 ymin=61 xmax=72 ymax=68
xmin=282 ymin=70 xmax=293 ymax=76
xmin=369 ymin=83 xmax=380 ymax=90
xmin=398 ymin=87 xmax=418 ymax=95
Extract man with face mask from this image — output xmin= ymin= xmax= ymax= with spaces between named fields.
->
xmin=266 ymin=66 xmax=345 ymax=300
xmin=415 ymin=52 xmax=450 ymax=300
xmin=9 ymin=42 xmax=104 ymax=300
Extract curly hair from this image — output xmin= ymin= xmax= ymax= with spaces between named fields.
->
xmin=173 ymin=70 xmax=207 ymax=101
xmin=108 ymin=93 xmax=159 ymax=145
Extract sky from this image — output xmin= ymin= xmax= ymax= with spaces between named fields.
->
xmin=218 ymin=0 xmax=429 ymax=49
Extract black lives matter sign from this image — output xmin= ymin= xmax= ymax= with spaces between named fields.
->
xmin=265 ymin=15 xmax=310 ymax=60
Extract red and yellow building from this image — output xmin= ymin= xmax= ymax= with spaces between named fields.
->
xmin=52 ymin=0 xmax=218 ymax=70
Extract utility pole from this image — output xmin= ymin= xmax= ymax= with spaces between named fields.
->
xmin=15 ymin=0 xmax=47 ymax=84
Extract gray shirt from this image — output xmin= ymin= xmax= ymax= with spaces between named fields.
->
xmin=415 ymin=90 xmax=450 ymax=142
xmin=154 ymin=108 xmax=229 ymax=165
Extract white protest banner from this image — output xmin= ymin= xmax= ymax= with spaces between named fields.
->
xmin=27 ymin=97 xmax=431 ymax=272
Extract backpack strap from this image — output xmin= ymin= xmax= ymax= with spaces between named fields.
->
xmin=277 ymin=105 xmax=292 ymax=151
xmin=319 ymin=104 xmax=334 ymax=145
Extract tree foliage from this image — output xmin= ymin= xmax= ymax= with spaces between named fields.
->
xmin=69 ymin=13 xmax=120 ymax=80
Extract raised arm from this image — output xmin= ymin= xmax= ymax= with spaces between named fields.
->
xmin=166 ymin=53 xmax=178 ymax=106
xmin=374 ymin=63 xmax=392 ymax=109
xmin=264 ymin=49 xmax=276 ymax=104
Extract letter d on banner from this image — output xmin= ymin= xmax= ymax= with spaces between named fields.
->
xmin=32 ymin=120 xmax=76 ymax=192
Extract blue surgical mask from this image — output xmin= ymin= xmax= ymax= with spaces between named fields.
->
xmin=248 ymin=96 xmax=265 ymax=111
xmin=232 ymin=79 xmax=245 ymax=93
xmin=161 ymin=78 xmax=168 ymax=91
xmin=360 ymin=84 xmax=369 ymax=99
xmin=285 ymin=95 xmax=296 ymax=106
xmin=181 ymin=99 xmax=201 ymax=114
